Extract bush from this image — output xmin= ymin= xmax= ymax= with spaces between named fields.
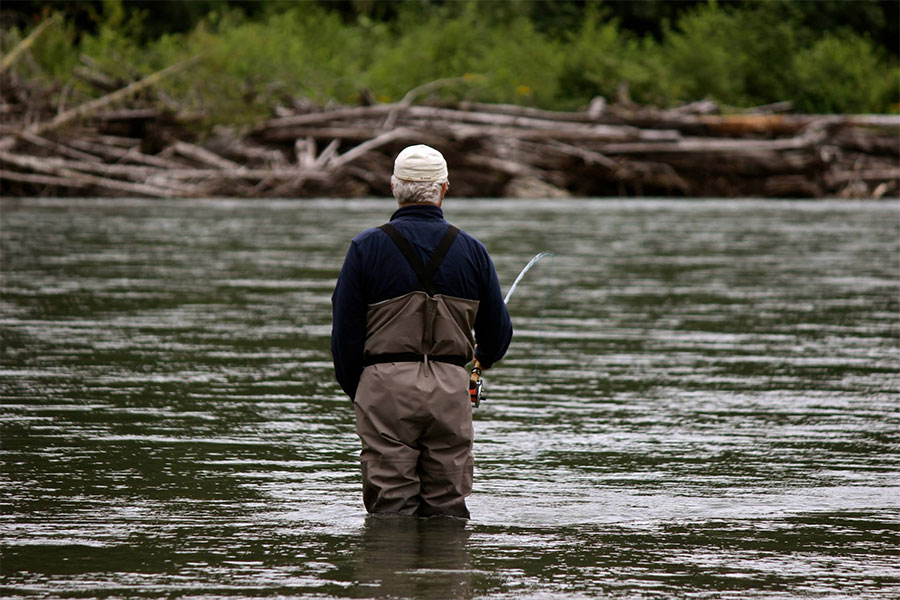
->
xmin=4 ymin=0 xmax=898 ymax=121
xmin=557 ymin=11 xmax=673 ymax=109
xmin=792 ymin=33 xmax=899 ymax=113
xmin=661 ymin=3 xmax=797 ymax=108
xmin=0 ymin=16 xmax=79 ymax=82
xmin=169 ymin=8 xmax=372 ymax=121
xmin=364 ymin=6 xmax=563 ymax=107
xmin=135 ymin=7 xmax=372 ymax=124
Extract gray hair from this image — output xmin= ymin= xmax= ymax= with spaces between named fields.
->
xmin=391 ymin=176 xmax=448 ymax=205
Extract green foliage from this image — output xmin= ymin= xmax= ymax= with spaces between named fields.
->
xmin=88 ymin=5 xmax=376 ymax=124
xmin=661 ymin=3 xmax=797 ymax=107
xmin=4 ymin=0 xmax=898 ymax=123
xmin=792 ymin=34 xmax=900 ymax=113
xmin=0 ymin=15 xmax=79 ymax=81
xmin=366 ymin=6 xmax=563 ymax=106
xmin=558 ymin=11 xmax=672 ymax=109
xmin=174 ymin=7 xmax=373 ymax=119
xmin=364 ymin=7 xmax=486 ymax=103
xmin=78 ymin=0 xmax=150 ymax=78
xmin=757 ymin=0 xmax=897 ymax=57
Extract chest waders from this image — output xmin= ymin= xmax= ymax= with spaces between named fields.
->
xmin=352 ymin=223 xmax=479 ymax=518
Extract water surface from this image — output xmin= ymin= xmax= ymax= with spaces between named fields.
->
xmin=2 ymin=198 xmax=898 ymax=598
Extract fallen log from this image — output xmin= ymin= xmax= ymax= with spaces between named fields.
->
xmin=761 ymin=174 xmax=822 ymax=197
xmin=328 ymin=128 xmax=416 ymax=170
xmin=67 ymin=138 xmax=186 ymax=168
xmin=172 ymin=141 xmax=243 ymax=170
xmin=73 ymin=66 xmax=121 ymax=92
xmin=833 ymin=128 xmax=900 ymax=156
xmin=19 ymin=132 xmax=104 ymax=162
xmin=206 ymin=128 xmax=289 ymax=167
xmin=441 ymin=124 xmax=673 ymax=143
xmin=259 ymin=105 xmax=395 ymax=130
xmin=403 ymin=105 xmax=614 ymax=130
xmin=0 ymin=168 xmax=90 ymax=188
xmin=84 ymin=134 xmax=145 ymax=147
xmin=0 ymin=153 xmax=175 ymax=181
xmin=454 ymin=101 xmax=598 ymax=123
xmin=826 ymin=168 xmax=900 ymax=185
xmin=0 ymin=152 xmax=335 ymax=184
xmin=463 ymin=153 xmax=538 ymax=177
xmin=91 ymin=108 xmax=162 ymax=121
xmin=25 ymin=56 xmax=201 ymax=136
xmin=543 ymin=140 xmax=620 ymax=170
xmin=0 ymin=151 xmax=188 ymax=197
xmin=598 ymin=131 xmax=827 ymax=155
xmin=259 ymin=125 xmax=398 ymax=143
xmin=0 ymin=15 xmax=60 ymax=73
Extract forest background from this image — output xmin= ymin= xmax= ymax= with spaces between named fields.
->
xmin=2 ymin=0 xmax=899 ymax=128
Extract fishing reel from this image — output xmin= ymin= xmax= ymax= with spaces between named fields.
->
xmin=469 ymin=365 xmax=486 ymax=408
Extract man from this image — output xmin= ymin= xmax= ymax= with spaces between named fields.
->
xmin=331 ymin=144 xmax=513 ymax=518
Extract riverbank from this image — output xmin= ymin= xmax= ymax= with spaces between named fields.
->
xmin=1 ymin=70 xmax=898 ymax=199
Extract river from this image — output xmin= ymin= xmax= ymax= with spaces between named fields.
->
xmin=1 ymin=198 xmax=898 ymax=598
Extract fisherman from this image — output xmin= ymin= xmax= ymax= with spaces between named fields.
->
xmin=331 ymin=144 xmax=513 ymax=518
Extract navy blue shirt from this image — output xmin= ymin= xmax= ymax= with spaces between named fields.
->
xmin=331 ymin=204 xmax=513 ymax=399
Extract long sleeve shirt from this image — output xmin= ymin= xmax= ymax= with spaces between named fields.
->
xmin=331 ymin=203 xmax=512 ymax=399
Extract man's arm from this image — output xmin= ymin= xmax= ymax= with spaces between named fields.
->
xmin=331 ymin=241 xmax=367 ymax=399
xmin=472 ymin=250 xmax=513 ymax=369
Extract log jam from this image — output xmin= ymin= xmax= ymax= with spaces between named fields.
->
xmin=1 ymin=69 xmax=897 ymax=199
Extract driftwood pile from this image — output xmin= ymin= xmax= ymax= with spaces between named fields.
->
xmin=1 ymin=61 xmax=898 ymax=199
xmin=252 ymin=99 xmax=900 ymax=198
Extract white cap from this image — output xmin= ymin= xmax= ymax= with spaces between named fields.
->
xmin=393 ymin=144 xmax=448 ymax=182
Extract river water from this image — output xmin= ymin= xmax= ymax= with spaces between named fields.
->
xmin=1 ymin=198 xmax=898 ymax=599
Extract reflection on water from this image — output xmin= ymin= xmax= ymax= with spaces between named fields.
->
xmin=1 ymin=198 xmax=898 ymax=598
xmin=350 ymin=516 xmax=473 ymax=599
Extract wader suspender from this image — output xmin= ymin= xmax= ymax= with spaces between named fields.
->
xmin=363 ymin=223 xmax=466 ymax=368
xmin=378 ymin=223 xmax=460 ymax=297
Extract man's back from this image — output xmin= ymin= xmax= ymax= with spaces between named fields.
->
xmin=332 ymin=203 xmax=512 ymax=400
xmin=331 ymin=144 xmax=512 ymax=518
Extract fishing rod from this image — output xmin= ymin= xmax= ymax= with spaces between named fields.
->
xmin=470 ymin=251 xmax=555 ymax=407
xmin=504 ymin=251 xmax=555 ymax=304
